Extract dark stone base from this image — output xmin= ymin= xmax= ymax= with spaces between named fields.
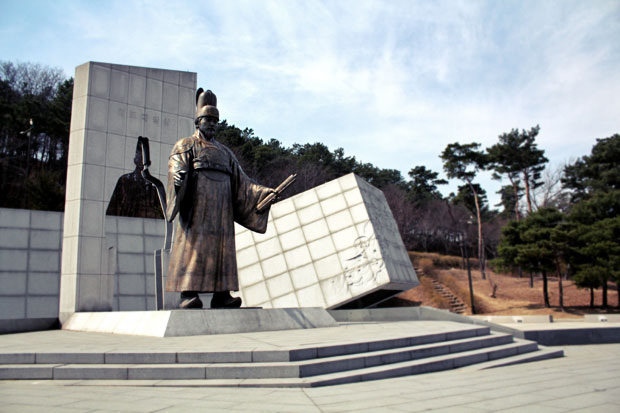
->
xmin=0 ymin=318 xmax=59 ymax=335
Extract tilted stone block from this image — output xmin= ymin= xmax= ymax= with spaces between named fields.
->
xmin=235 ymin=173 xmax=419 ymax=309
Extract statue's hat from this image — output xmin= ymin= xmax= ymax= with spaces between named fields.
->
xmin=195 ymin=88 xmax=219 ymax=120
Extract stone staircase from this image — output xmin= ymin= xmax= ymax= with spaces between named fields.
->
xmin=430 ymin=279 xmax=467 ymax=314
xmin=411 ymin=266 xmax=466 ymax=315
xmin=0 ymin=324 xmax=563 ymax=387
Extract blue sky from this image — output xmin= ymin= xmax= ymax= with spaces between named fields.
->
xmin=2 ymin=0 xmax=619 ymax=207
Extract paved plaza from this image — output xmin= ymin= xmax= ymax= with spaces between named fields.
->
xmin=0 ymin=343 xmax=618 ymax=412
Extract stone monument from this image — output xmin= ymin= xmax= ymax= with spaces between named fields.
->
xmin=234 ymin=173 xmax=419 ymax=309
xmin=59 ymin=61 xmax=418 ymax=332
xmin=59 ymin=62 xmax=196 ymax=321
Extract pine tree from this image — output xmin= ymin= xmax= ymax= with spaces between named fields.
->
xmin=497 ymin=207 xmax=567 ymax=308
xmin=487 ymin=126 xmax=548 ymax=215
xmin=441 ymin=142 xmax=494 ymax=294
xmin=568 ymin=191 xmax=620 ymax=308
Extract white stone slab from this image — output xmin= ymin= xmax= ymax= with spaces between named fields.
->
xmin=60 ymin=62 xmax=197 ymax=319
xmin=62 ymin=308 xmax=337 ymax=337
xmin=235 ymin=173 xmax=419 ymax=309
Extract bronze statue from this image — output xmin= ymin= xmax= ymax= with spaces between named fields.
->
xmin=165 ymin=89 xmax=275 ymax=309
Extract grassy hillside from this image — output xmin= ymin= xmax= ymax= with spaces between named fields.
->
xmin=384 ymin=251 xmax=620 ymax=318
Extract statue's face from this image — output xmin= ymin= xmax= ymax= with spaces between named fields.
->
xmin=198 ymin=116 xmax=218 ymax=139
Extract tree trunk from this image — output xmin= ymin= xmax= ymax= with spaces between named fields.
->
xmin=555 ymin=258 xmax=564 ymax=310
xmin=482 ymin=244 xmax=497 ymax=298
xmin=530 ymin=272 xmax=534 ymax=288
xmin=468 ymin=181 xmax=486 ymax=281
xmin=518 ymin=267 xmax=523 ymax=278
xmin=590 ymin=287 xmax=594 ymax=308
xmin=558 ymin=273 xmax=564 ymax=310
xmin=510 ymin=177 xmax=521 ymax=221
xmin=542 ymin=270 xmax=550 ymax=308
xmin=523 ymin=171 xmax=533 ymax=213
xmin=617 ymin=282 xmax=620 ymax=309
xmin=464 ymin=239 xmax=475 ymax=314
xmin=602 ymin=281 xmax=608 ymax=308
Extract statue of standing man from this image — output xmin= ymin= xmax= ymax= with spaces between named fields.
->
xmin=165 ymin=89 xmax=275 ymax=309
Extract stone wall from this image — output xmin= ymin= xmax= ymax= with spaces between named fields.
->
xmin=105 ymin=216 xmax=165 ymax=311
xmin=0 ymin=208 xmax=167 ymax=318
xmin=0 ymin=208 xmax=63 ymax=319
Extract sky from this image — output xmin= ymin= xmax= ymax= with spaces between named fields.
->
xmin=1 ymin=0 xmax=619 ymax=207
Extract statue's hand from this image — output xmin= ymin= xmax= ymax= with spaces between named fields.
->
xmin=173 ymin=171 xmax=187 ymax=187
xmin=269 ymin=188 xmax=278 ymax=200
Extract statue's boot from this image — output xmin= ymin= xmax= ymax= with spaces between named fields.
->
xmin=211 ymin=291 xmax=242 ymax=308
xmin=179 ymin=291 xmax=203 ymax=309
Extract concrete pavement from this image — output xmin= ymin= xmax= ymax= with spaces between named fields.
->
xmin=0 ymin=343 xmax=618 ymax=412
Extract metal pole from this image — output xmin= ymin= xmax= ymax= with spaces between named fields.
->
xmin=20 ymin=119 xmax=33 ymax=208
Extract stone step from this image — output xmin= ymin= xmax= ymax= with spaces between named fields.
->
xmin=51 ymin=342 xmax=557 ymax=388
xmin=0 ymin=338 xmax=541 ymax=383
xmin=459 ymin=346 xmax=565 ymax=371
xmin=0 ymin=326 xmax=492 ymax=365
xmin=244 ymin=333 xmax=516 ymax=379
xmin=307 ymin=340 xmax=543 ymax=387
xmin=0 ymin=332 xmax=510 ymax=380
xmin=68 ymin=342 xmax=560 ymax=389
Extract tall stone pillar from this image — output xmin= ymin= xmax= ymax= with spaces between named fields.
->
xmin=59 ymin=62 xmax=196 ymax=321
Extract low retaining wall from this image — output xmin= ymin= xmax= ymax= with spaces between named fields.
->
xmin=0 ymin=207 xmax=166 ymax=320
xmin=329 ymin=307 xmax=620 ymax=345
xmin=0 ymin=208 xmax=63 ymax=319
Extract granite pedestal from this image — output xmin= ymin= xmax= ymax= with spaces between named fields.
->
xmin=61 ymin=307 xmax=338 ymax=337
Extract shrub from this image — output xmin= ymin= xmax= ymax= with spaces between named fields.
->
xmin=409 ymin=251 xmax=479 ymax=270
xmin=417 ymin=257 xmax=435 ymax=277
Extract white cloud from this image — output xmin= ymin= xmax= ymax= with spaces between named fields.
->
xmin=2 ymin=0 xmax=619 ymax=207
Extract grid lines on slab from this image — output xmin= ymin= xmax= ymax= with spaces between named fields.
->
xmin=235 ymin=173 xmax=401 ymax=309
xmin=0 ymin=208 xmax=63 ymax=319
xmin=61 ymin=62 xmax=196 ymax=314
xmin=106 ymin=216 xmax=166 ymax=311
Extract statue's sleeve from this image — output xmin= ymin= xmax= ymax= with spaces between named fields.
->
xmin=231 ymin=159 xmax=273 ymax=234
xmin=166 ymin=142 xmax=193 ymax=222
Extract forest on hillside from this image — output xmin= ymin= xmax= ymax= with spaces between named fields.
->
xmin=1 ymin=62 xmax=618 ymax=308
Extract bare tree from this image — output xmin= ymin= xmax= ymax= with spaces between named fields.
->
xmin=531 ymin=162 xmax=572 ymax=212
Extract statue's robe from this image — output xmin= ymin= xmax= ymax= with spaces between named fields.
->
xmin=165 ymin=130 xmax=272 ymax=292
